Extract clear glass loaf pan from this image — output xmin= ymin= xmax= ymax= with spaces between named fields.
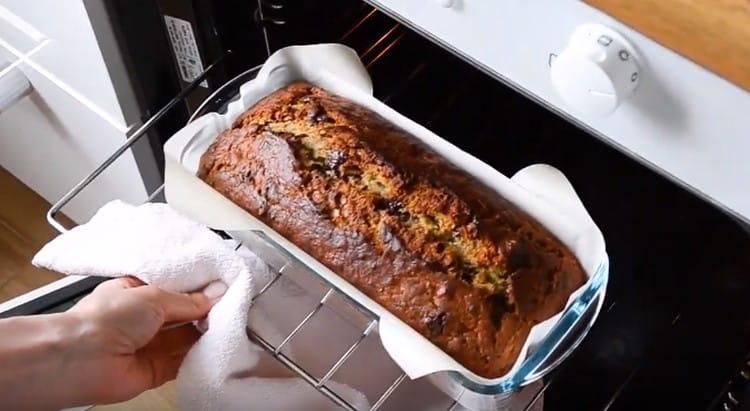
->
xmin=165 ymin=46 xmax=610 ymax=410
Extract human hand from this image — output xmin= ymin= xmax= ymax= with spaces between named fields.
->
xmin=62 ymin=277 xmax=218 ymax=404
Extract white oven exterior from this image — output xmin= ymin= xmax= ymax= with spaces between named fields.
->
xmin=368 ymin=0 xmax=750 ymax=223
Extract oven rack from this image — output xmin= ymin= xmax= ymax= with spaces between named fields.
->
xmin=234 ymin=233 xmax=443 ymax=411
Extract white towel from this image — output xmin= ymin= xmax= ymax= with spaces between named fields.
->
xmin=32 ymin=200 xmax=369 ymax=411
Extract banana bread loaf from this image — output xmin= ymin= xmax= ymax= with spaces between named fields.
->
xmin=198 ymin=82 xmax=586 ymax=378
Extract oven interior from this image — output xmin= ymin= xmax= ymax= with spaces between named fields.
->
xmin=60 ymin=1 xmax=750 ymax=409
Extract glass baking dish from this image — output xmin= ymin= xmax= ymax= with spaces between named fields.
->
xmin=183 ymin=64 xmax=610 ymax=410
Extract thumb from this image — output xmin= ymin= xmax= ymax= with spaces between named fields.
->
xmin=133 ymin=325 xmax=201 ymax=392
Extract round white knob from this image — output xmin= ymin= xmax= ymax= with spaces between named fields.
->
xmin=550 ymin=23 xmax=640 ymax=116
xmin=436 ymin=0 xmax=454 ymax=7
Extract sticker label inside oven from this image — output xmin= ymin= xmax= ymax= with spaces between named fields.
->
xmin=163 ymin=15 xmax=208 ymax=88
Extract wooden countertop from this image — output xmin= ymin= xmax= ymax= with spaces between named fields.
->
xmin=584 ymin=0 xmax=750 ymax=91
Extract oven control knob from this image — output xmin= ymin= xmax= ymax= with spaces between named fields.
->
xmin=550 ymin=23 xmax=640 ymax=116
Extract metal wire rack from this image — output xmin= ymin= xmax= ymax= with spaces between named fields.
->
xmin=235 ymin=235 xmax=418 ymax=411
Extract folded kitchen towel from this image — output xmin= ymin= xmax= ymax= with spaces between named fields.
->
xmin=32 ymin=200 xmax=369 ymax=411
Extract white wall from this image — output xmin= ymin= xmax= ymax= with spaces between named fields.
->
xmin=0 ymin=0 xmax=146 ymax=223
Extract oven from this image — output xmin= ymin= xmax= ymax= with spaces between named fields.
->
xmin=0 ymin=1 xmax=749 ymax=410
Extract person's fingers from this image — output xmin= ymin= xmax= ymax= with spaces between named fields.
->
xmin=143 ymin=324 xmax=202 ymax=357
xmin=130 ymin=351 xmax=189 ymax=393
xmin=135 ymin=325 xmax=200 ymax=389
xmin=134 ymin=285 xmax=213 ymax=323
xmin=152 ymin=352 xmax=188 ymax=388
xmin=119 ymin=276 xmax=146 ymax=288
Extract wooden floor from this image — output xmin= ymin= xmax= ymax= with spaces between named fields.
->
xmin=0 ymin=166 xmax=178 ymax=410
xmin=0 ymin=166 xmax=63 ymax=302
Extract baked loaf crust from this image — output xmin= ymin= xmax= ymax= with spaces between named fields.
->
xmin=198 ymin=82 xmax=586 ymax=378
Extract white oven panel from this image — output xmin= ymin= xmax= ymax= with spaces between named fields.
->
xmin=368 ymin=0 xmax=750 ymax=222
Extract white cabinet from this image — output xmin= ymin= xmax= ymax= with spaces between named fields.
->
xmin=0 ymin=0 xmax=146 ymax=223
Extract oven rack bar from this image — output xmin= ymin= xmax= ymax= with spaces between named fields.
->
xmin=44 ymin=53 xmax=462 ymax=411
